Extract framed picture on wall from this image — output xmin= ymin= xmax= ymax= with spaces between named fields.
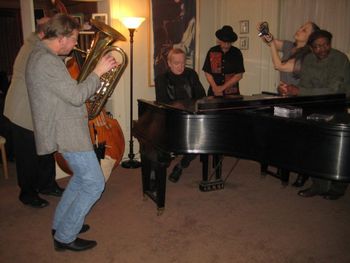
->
xmin=72 ymin=13 xmax=84 ymax=26
xmin=239 ymin=20 xmax=249 ymax=34
xmin=92 ymin=13 xmax=108 ymax=25
xmin=149 ymin=0 xmax=199 ymax=86
xmin=239 ymin=37 xmax=249 ymax=50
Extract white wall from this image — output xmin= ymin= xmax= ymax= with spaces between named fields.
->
xmin=197 ymin=0 xmax=280 ymax=95
xmin=20 ymin=0 xmax=35 ymax=39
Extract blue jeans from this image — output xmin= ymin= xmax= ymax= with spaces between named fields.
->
xmin=53 ymin=151 xmax=105 ymax=243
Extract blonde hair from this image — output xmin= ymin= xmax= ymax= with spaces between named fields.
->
xmin=167 ymin=48 xmax=185 ymax=62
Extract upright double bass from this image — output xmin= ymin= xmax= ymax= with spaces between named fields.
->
xmin=82 ymin=19 xmax=128 ymax=169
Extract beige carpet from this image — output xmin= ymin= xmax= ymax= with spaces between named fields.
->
xmin=0 ymin=156 xmax=349 ymax=263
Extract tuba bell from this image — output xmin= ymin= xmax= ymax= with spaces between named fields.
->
xmin=78 ymin=19 xmax=128 ymax=119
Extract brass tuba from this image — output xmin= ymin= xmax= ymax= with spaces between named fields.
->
xmin=78 ymin=19 xmax=128 ymax=119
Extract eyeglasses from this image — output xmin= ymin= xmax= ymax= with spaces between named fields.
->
xmin=69 ymin=35 xmax=78 ymax=42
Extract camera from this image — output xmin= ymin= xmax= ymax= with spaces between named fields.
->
xmin=258 ymin=22 xmax=270 ymax=37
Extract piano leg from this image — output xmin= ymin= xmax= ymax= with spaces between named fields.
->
xmin=155 ymin=167 xmax=166 ymax=215
xmin=213 ymin=154 xmax=223 ymax=179
xmin=140 ymin=155 xmax=152 ymax=196
xmin=199 ymin=154 xmax=225 ymax=192
xmin=200 ymin=154 xmax=209 ymax=181
xmin=140 ymin=152 xmax=168 ymax=214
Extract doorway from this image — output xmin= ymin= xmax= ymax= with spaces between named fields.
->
xmin=0 ymin=8 xmax=23 ymax=78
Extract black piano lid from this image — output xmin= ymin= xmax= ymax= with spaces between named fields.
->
xmin=152 ymin=99 xmax=198 ymax=113
xmin=138 ymin=93 xmax=350 ymax=132
xmin=147 ymin=93 xmax=347 ymax=114
xmin=196 ymin=93 xmax=347 ymax=112
xmin=309 ymin=113 xmax=350 ymax=131
xmin=135 ymin=93 xmax=350 ymax=185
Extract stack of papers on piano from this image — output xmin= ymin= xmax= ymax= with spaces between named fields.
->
xmin=274 ymin=106 xmax=303 ymax=118
xmin=306 ymin=113 xmax=334 ymax=121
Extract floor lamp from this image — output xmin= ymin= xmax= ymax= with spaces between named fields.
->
xmin=120 ymin=17 xmax=145 ymax=169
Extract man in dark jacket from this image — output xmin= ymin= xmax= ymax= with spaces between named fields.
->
xmin=155 ymin=48 xmax=206 ymax=182
xmin=278 ymin=30 xmax=350 ymax=200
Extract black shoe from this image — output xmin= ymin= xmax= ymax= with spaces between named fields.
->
xmin=323 ymin=191 xmax=344 ymax=200
xmin=20 ymin=196 xmax=49 ymax=208
xmin=292 ymin=174 xmax=309 ymax=187
xmin=168 ymin=166 xmax=182 ymax=183
xmin=40 ymin=185 xmax=65 ymax=197
xmin=277 ymin=168 xmax=290 ymax=186
xmin=54 ymin=238 xmax=97 ymax=252
xmin=297 ymin=188 xmax=319 ymax=198
xmin=323 ymin=194 xmax=343 ymax=200
xmin=52 ymin=224 xmax=90 ymax=236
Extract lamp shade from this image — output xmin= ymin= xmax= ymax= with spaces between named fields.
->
xmin=70 ymin=0 xmax=104 ymax=2
xmin=120 ymin=17 xmax=145 ymax=29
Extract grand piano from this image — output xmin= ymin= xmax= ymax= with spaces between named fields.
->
xmin=133 ymin=93 xmax=350 ymax=213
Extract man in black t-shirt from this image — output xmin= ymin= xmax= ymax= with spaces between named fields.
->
xmin=202 ymin=25 xmax=245 ymax=96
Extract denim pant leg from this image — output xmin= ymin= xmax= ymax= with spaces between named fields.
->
xmin=53 ymin=151 xmax=105 ymax=243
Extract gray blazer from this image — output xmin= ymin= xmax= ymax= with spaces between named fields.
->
xmin=26 ymin=41 xmax=101 ymax=155
xmin=4 ymin=33 xmax=39 ymax=130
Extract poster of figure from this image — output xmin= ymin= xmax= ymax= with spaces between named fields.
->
xmin=150 ymin=0 xmax=197 ymax=85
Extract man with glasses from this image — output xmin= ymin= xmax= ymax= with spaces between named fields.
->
xmin=278 ymin=29 xmax=350 ymax=200
xmin=26 ymin=13 xmax=117 ymax=251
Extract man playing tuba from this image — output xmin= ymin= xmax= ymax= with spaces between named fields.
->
xmin=26 ymin=13 xmax=117 ymax=252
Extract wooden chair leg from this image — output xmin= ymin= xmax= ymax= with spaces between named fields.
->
xmin=0 ymin=136 xmax=9 ymax=179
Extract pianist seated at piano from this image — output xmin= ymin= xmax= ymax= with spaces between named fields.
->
xmin=278 ymin=29 xmax=350 ymax=200
xmin=155 ymin=48 xmax=206 ymax=182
